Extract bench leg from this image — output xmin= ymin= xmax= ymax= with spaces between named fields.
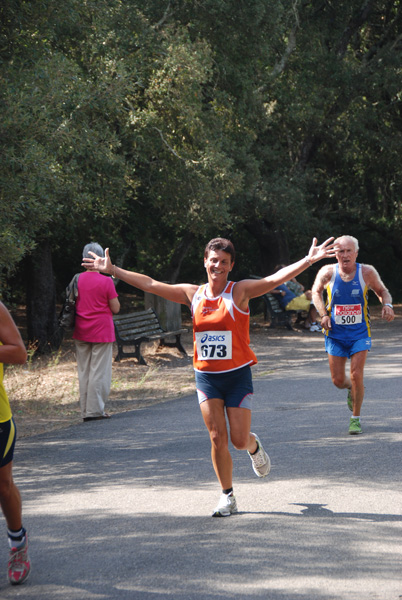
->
xmin=174 ymin=335 xmax=187 ymax=356
xmin=268 ymin=315 xmax=278 ymax=328
xmin=114 ymin=344 xmax=147 ymax=365
xmin=158 ymin=335 xmax=187 ymax=356
xmin=135 ymin=342 xmax=147 ymax=365
xmin=114 ymin=346 xmax=122 ymax=362
xmin=267 ymin=313 xmax=295 ymax=330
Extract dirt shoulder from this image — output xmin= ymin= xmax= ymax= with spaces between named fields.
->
xmin=5 ymin=302 xmax=400 ymax=439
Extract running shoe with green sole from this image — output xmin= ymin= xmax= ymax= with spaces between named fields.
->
xmin=349 ymin=418 xmax=362 ymax=435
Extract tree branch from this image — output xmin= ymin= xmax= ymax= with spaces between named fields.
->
xmin=336 ymin=0 xmax=374 ymax=58
xmin=270 ymin=0 xmax=301 ymax=77
xmin=153 ymin=127 xmax=200 ymax=164
xmin=154 ymin=2 xmax=172 ymax=29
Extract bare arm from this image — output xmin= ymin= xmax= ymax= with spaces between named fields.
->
xmin=108 ymin=297 xmax=120 ymax=315
xmin=311 ymin=265 xmax=335 ymax=328
xmin=0 ymin=302 xmax=27 ymax=365
xmin=83 ymin=249 xmax=198 ymax=307
xmin=362 ymin=265 xmax=394 ymax=322
xmin=234 ymin=237 xmax=336 ymax=310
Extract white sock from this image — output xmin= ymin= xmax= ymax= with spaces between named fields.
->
xmin=7 ymin=528 xmax=26 ymax=549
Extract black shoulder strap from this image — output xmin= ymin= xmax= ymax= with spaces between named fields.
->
xmin=66 ymin=273 xmax=80 ymax=301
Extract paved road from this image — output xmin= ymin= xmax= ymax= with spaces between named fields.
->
xmin=0 ymin=319 xmax=401 ymax=599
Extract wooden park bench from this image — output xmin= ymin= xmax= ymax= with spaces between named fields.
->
xmin=250 ymin=275 xmax=305 ymax=330
xmin=262 ymin=292 xmax=296 ymax=330
xmin=113 ymin=308 xmax=188 ymax=365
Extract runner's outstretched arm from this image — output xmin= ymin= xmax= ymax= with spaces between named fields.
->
xmin=238 ymin=237 xmax=336 ymax=302
xmin=82 ymin=248 xmax=197 ymax=307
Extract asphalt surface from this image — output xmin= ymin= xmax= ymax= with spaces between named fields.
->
xmin=0 ymin=319 xmax=401 ymax=600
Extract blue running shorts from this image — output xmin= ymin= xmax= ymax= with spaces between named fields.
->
xmin=195 ymin=365 xmax=253 ymax=409
xmin=325 ymin=336 xmax=371 ymax=358
xmin=0 ymin=418 xmax=17 ymax=468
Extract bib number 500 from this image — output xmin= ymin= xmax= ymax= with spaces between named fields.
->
xmin=340 ymin=315 xmax=357 ymax=324
xmin=334 ymin=304 xmax=363 ymax=325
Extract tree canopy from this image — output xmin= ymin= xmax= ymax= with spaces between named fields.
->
xmin=1 ymin=0 xmax=401 ymax=348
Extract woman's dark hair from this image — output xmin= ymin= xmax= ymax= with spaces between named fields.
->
xmin=204 ymin=238 xmax=235 ymax=263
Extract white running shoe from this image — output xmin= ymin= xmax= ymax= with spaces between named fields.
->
xmin=248 ymin=433 xmax=271 ymax=478
xmin=309 ymin=323 xmax=322 ymax=332
xmin=212 ymin=492 xmax=238 ymax=517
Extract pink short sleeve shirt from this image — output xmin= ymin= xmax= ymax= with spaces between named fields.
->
xmin=73 ymin=272 xmax=118 ymax=343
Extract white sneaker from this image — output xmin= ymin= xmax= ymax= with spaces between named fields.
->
xmin=212 ymin=492 xmax=238 ymax=517
xmin=309 ymin=323 xmax=321 ymax=332
xmin=248 ymin=433 xmax=271 ymax=478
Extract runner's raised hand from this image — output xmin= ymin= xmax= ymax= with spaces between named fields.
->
xmin=306 ymin=237 xmax=336 ymax=264
xmin=82 ymin=248 xmax=112 ymax=274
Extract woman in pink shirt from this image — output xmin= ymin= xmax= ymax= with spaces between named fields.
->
xmin=73 ymin=243 xmax=120 ymax=421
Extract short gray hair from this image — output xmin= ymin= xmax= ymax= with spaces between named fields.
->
xmin=335 ymin=235 xmax=359 ymax=252
xmin=82 ymin=242 xmax=104 ymax=259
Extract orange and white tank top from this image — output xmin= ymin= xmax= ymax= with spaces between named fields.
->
xmin=191 ymin=281 xmax=257 ymax=373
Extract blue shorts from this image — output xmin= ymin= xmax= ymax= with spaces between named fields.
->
xmin=0 ymin=418 xmax=17 ymax=468
xmin=195 ymin=366 xmax=253 ymax=409
xmin=325 ymin=336 xmax=371 ymax=358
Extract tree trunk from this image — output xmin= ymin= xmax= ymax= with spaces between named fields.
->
xmin=160 ymin=232 xmax=194 ymax=283
xmin=26 ymin=241 xmax=63 ymax=353
xmin=244 ymin=219 xmax=290 ymax=275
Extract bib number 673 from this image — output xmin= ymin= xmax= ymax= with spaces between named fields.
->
xmin=201 ymin=344 xmax=227 ymax=359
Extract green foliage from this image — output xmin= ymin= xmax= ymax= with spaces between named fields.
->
xmin=1 ymin=0 xmax=402 ymax=305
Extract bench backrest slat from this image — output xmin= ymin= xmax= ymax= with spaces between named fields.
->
xmin=265 ymin=293 xmax=282 ymax=314
xmin=114 ymin=308 xmax=166 ymax=340
xmin=117 ymin=325 xmax=163 ymax=339
xmin=113 ymin=308 xmax=156 ymax=325
xmin=116 ymin=318 xmax=159 ymax=332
